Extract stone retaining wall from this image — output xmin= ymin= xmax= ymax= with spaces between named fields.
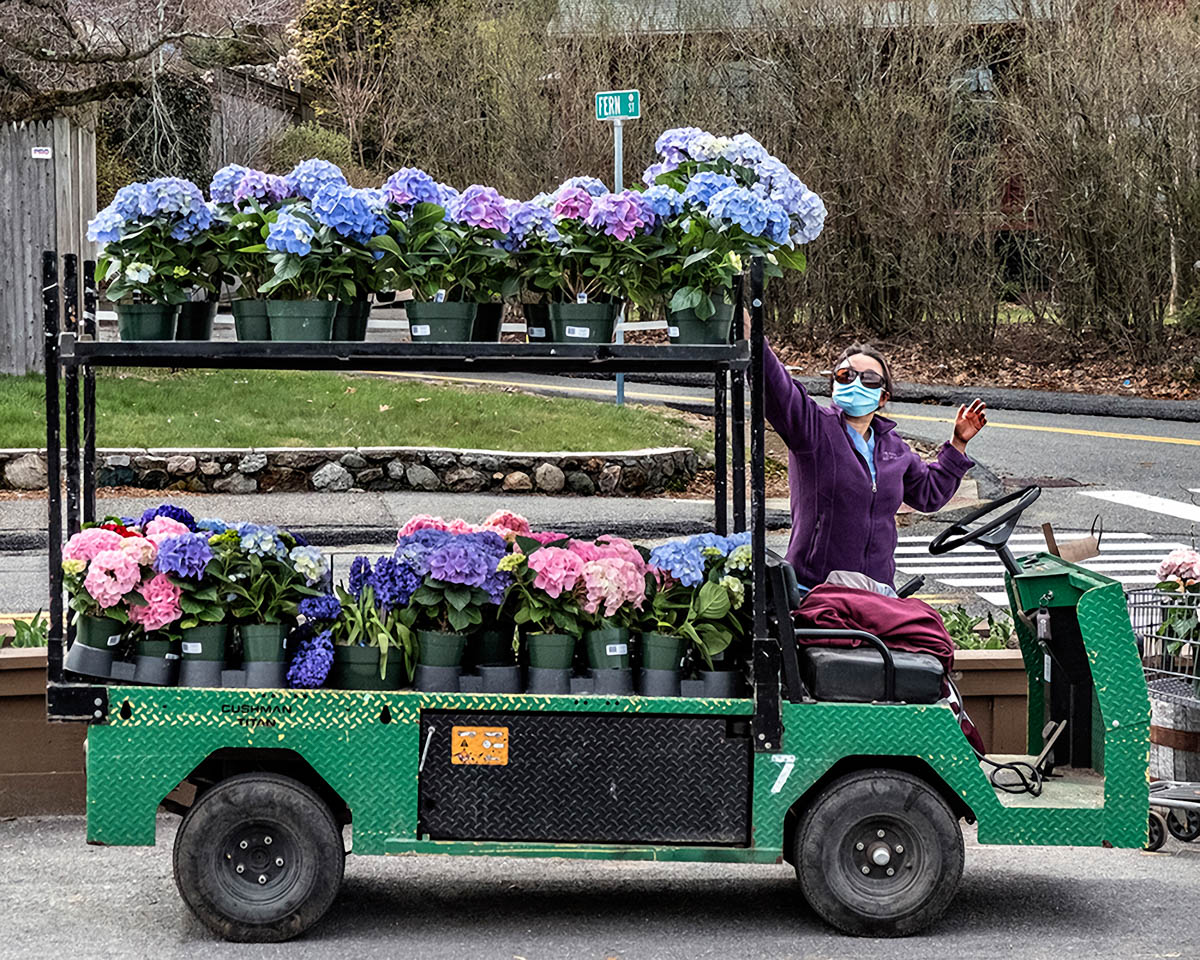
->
xmin=0 ymin=446 xmax=699 ymax=496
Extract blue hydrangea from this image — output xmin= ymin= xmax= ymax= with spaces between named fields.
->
xmin=153 ymin=534 xmax=214 ymax=580
xmin=311 ymin=183 xmax=389 ymax=244
xmin=720 ymin=133 xmax=769 ymax=167
xmin=139 ymin=504 xmax=195 ymax=529
xmin=86 ymin=207 xmax=126 ymax=244
xmin=266 ymin=210 xmax=316 ymax=256
xmin=557 ymin=175 xmax=609 ymax=197
xmin=681 ymin=172 xmax=738 ymax=207
xmin=298 ymin=593 xmax=342 ymax=622
xmin=287 ymin=628 xmax=334 ymax=688
xmin=283 ymin=158 xmax=347 ymax=200
xmin=642 ymin=160 xmax=679 ymax=187
xmin=236 ymin=522 xmax=286 ymax=558
xmin=655 ymin=126 xmax=708 ymax=163
xmin=790 ymin=189 xmax=828 ymax=245
xmin=688 ymin=532 xmax=732 ymax=554
xmin=502 ymin=200 xmax=560 ymax=250
xmin=726 ymin=531 xmax=751 ymax=549
xmin=194 ymin=518 xmax=229 ymax=535
xmin=384 ymin=167 xmax=441 ymax=208
xmin=209 ymin=164 xmax=250 ymax=204
xmin=138 ymin=177 xmax=213 ymax=240
xmin=434 ymin=183 xmax=460 ymax=221
xmin=706 ymin=185 xmax=773 ymax=237
xmin=641 ymin=184 xmax=685 ymax=219
xmin=649 ymin=539 xmax=707 ymax=588
xmin=766 ymin=201 xmax=793 ymax=246
xmin=111 ymin=183 xmax=148 ymax=219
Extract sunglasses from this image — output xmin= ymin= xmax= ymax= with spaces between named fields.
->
xmin=833 ymin=366 xmax=886 ymax=389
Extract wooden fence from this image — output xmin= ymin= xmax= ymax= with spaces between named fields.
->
xmin=0 ymin=118 xmax=96 ymax=375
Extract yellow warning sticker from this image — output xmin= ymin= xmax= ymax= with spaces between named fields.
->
xmin=451 ymin=725 xmax=509 ymax=765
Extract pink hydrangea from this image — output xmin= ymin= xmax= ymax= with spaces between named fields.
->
xmin=553 ymin=186 xmax=593 ymax=221
xmin=580 ymin=557 xmax=646 ymax=617
xmin=1158 ymin=548 xmax=1200 ymax=583
xmin=527 ymin=530 xmax=569 ymax=545
xmin=446 ymin=518 xmax=484 ymax=534
xmin=120 ymin=536 xmax=157 ymax=566
xmin=482 ymin=510 xmax=532 ymax=537
xmin=527 ymin=547 xmax=585 ymax=598
xmin=397 ymin=514 xmax=450 ymax=539
xmin=127 ymin=573 xmax=182 ymax=631
xmin=145 ymin=516 xmax=190 ymax=538
xmin=82 ymin=548 xmax=141 ymax=609
xmin=63 ymin=527 xmax=124 ymax=563
xmin=569 ymin=536 xmax=647 ymax=574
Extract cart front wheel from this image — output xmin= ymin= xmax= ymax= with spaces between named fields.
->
xmin=1147 ymin=810 xmax=1168 ymax=851
xmin=1166 ymin=808 xmax=1200 ymax=843
xmin=795 ymin=769 xmax=963 ymax=937
xmin=173 ymin=772 xmax=345 ymax=942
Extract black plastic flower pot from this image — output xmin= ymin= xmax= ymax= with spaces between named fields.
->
xmin=701 ymin=669 xmax=738 ymax=698
xmin=333 ymin=299 xmax=371 ymax=341
xmin=667 ymin=297 xmax=736 ymax=345
xmin=547 ymin=302 xmax=617 ymax=343
xmin=526 ymin=666 xmax=570 ymax=694
xmin=523 ymin=303 xmax=550 ymax=342
xmin=133 ymin=636 xmax=179 ymax=686
xmin=330 ymin=644 xmax=402 ymax=690
xmin=178 ymin=623 xmax=230 ymax=687
xmin=585 ymin=626 xmax=631 ymax=670
xmin=414 ymin=664 xmax=462 ymax=692
xmin=639 ymin=668 xmax=680 ymax=697
xmin=417 ymin=630 xmax=468 ymax=668
xmin=480 ymin=664 xmax=522 ymax=693
xmin=64 ymin=614 xmax=124 ymax=678
xmin=231 ymin=298 xmax=271 ymax=340
xmin=407 ymin=301 xmax=477 ymax=342
xmin=267 ymin=299 xmax=335 ymax=341
xmin=472 ymin=302 xmax=504 ymax=342
xmin=176 ymin=299 xmax=218 ymax=340
xmin=641 ymin=631 xmax=685 ymax=670
xmin=241 ymin=623 xmax=289 ymax=688
xmin=591 ymin=668 xmax=634 ymax=694
xmin=117 ymin=303 xmax=179 ymax=341
xmin=472 ymin=628 xmax=511 ymax=667
xmin=527 ymin=632 xmax=576 ymax=669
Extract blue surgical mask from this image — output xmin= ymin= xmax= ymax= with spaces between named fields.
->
xmin=832 ymin=380 xmax=882 ymax=417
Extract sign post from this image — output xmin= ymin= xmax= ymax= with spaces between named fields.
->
xmin=595 ymin=90 xmax=640 ymax=405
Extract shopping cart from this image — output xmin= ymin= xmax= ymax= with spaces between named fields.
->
xmin=1127 ymin=587 xmax=1200 ymax=850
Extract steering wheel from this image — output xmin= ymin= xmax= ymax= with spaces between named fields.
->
xmin=929 ymin=485 xmax=1041 ymax=574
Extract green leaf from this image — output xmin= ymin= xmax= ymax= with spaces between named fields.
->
xmin=445 ymin=586 xmax=472 ymax=611
xmin=682 ymin=248 xmax=716 ymax=269
xmin=694 ymin=581 xmax=731 ymax=620
xmin=773 ymin=245 xmax=807 ymax=273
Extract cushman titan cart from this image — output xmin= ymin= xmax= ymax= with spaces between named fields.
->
xmin=42 ymin=253 xmax=1151 ymax=942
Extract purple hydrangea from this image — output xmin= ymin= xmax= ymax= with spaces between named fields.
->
xmin=311 ymin=183 xmax=389 ymax=243
xmin=427 ymin=541 xmax=490 ymax=588
xmin=298 ymin=593 xmax=342 ymax=622
xmin=139 ymin=504 xmax=196 ymax=530
xmin=557 ymin=175 xmax=609 ymax=197
xmin=482 ymin=569 xmax=512 ymax=605
xmin=87 ymin=207 xmax=126 ymax=244
xmin=461 ymin=530 xmax=508 ymax=558
xmin=502 ymin=200 xmax=560 ymax=250
xmin=287 ymin=628 xmax=333 ymax=688
xmin=369 ymin=556 xmax=422 ymax=610
xmin=348 ymin=556 xmax=372 ymax=599
xmin=681 ymin=172 xmax=738 ymax=207
xmin=641 ymin=159 xmax=679 ymax=187
xmin=138 ymin=177 xmax=213 ymax=240
xmin=585 ymin=190 xmax=656 ymax=241
xmin=655 ymin=126 xmax=709 ymax=163
xmin=640 ymin=184 xmax=684 ymax=219
xmin=266 ymin=209 xmax=316 ymax=256
xmin=721 ymin=133 xmax=770 ymax=167
xmin=209 ymin=164 xmax=250 ymax=204
xmin=552 ymin=186 xmax=594 ymax=221
xmin=153 ymin=533 xmax=214 ymax=580
xmin=434 ymin=183 xmax=461 ymax=221
xmin=233 ymin=169 xmax=288 ymax=206
xmin=394 ymin=528 xmax=453 ymax=576
xmin=451 ymin=184 xmax=511 ymax=232
xmin=283 ymin=158 xmax=347 ymax=200
xmin=383 ymin=167 xmax=441 ymax=208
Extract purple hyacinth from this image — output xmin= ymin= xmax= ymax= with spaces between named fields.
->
xmin=450 ymin=184 xmax=511 ymax=232
xmin=209 ymin=164 xmax=250 ymax=204
xmin=298 ymin=594 xmax=342 ymax=623
xmin=681 ymin=172 xmax=738 ymax=207
xmin=348 ymin=556 xmax=372 ymax=599
xmin=369 ymin=556 xmax=422 ymax=610
xmin=139 ymin=504 xmax=196 ymax=530
xmin=283 ymin=158 xmax=347 ymax=200
xmin=311 ymin=183 xmax=389 ymax=243
xmin=287 ymin=628 xmax=334 ymax=688
xmin=383 ymin=167 xmax=441 ymax=208
xmin=585 ymin=190 xmax=656 ymax=241
xmin=233 ymin=169 xmax=288 ymax=206
xmin=153 ymin=534 xmax=214 ymax=580
xmin=427 ymin=541 xmax=489 ymax=588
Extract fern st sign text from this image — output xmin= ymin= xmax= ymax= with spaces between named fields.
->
xmin=595 ymin=90 xmax=640 ymax=121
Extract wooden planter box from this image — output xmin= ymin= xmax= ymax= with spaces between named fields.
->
xmin=0 ymin=648 xmax=86 ymax=816
xmin=950 ymin=648 xmax=1029 ymax=755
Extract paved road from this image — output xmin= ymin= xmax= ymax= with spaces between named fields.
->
xmin=3 ymin=815 xmax=1198 ymax=960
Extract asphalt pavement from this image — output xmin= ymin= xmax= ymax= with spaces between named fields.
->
xmin=1 ymin=815 xmax=1196 ymax=960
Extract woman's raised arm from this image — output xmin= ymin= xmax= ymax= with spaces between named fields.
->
xmin=763 ymin=338 xmax=825 ymax=452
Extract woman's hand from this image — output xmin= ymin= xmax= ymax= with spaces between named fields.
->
xmin=951 ymin=398 xmax=987 ymax=453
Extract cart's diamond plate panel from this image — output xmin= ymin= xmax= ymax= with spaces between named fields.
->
xmin=419 ymin=711 xmax=752 ymax=844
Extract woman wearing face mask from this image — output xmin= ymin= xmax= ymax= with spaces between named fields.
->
xmin=764 ymin=342 xmax=987 ymax=593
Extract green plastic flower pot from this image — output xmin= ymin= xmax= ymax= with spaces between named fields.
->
xmin=585 ymin=625 xmax=631 ymax=670
xmin=641 ymin=631 xmax=685 ymax=670
xmin=240 ymin=623 xmax=288 ymax=663
xmin=176 ymin=299 xmax=217 ymax=340
xmin=179 ymin=623 xmax=229 ymax=661
xmin=667 ymin=297 xmax=736 ymax=345
xmin=331 ymin=644 xmax=402 ymax=690
xmin=117 ymin=303 xmax=179 ymax=341
xmin=407 ymin=301 xmax=477 ymax=342
xmin=547 ymin=302 xmax=617 ymax=343
xmin=472 ymin=302 xmax=504 ymax=342
xmin=527 ymin=632 xmax=576 ymax=669
xmin=417 ymin=629 xmax=468 ymax=668
xmin=267 ymin=299 xmax=335 ymax=341
xmin=523 ymin=303 xmax=550 ymax=342
xmin=75 ymin=615 xmax=124 ymax=651
xmin=232 ymin=299 xmax=271 ymax=340
xmin=333 ymin=299 xmax=371 ymax=341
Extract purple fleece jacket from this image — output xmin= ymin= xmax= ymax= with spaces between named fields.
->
xmin=764 ymin=344 xmax=974 ymax=588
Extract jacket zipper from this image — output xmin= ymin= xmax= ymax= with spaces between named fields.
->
xmin=863 ymin=443 xmax=878 ymax=567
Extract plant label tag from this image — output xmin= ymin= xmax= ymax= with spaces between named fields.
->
xmin=31 ymin=146 xmax=52 ymax=159
xmin=165 ymin=652 xmax=180 ymax=660
xmin=668 ymin=326 xmax=680 ymax=338
xmin=182 ymin=641 xmax=202 ymax=655
xmin=434 ymin=289 xmax=446 ymax=303
xmin=605 ymin=642 xmax=628 ymax=656
xmin=452 ymin=725 xmax=509 ymax=765
xmin=576 ymin=291 xmax=588 ymax=304
xmin=106 ymin=634 xmax=121 ymax=647
xmin=411 ymin=324 xmax=431 ymax=337
xmin=565 ymin=325 xmax=590 ymax=338
xmin=1043 ymin=653 xmax=1052 ymax=682
xmin=528 ymin=326 xmax=546 ymax=338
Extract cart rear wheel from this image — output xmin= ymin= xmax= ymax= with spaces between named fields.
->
xmin=1147 ymin=810 xmax=1168 ymax=852
xmin=173 ymin=772 xmax=344 ymax=942
xmin=794 ymin=769 xmax=963 ymax=937
xmin=1166 ymin=808 xmax=1200 ymax=843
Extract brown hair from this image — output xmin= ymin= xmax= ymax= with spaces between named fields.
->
xmin=833 ymin=343 xmax=893 ymax=399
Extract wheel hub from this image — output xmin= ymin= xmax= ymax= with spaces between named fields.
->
xmin=220 ymin=824 xmax=297 ymax=901
xmin=851 ymin=823 xmax=910 ymax=881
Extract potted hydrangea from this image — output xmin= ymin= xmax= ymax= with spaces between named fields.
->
xmin=87 ymin=177 xmax=213 ymax=340
xmin=60 ymin=525 xmax=145 ymax=677
xmin=570 ymin=536 xmax=650 ymax=693
xmin=501 ymin=538 xmax=582 ymax=693
xmin=505 ymin=198 xmax=561 ymax=342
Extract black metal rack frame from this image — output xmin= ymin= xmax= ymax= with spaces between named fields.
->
xmin=42 ymin=251 xmax=774 ymax=743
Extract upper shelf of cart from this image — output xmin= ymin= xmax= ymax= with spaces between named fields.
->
xmin=57 ymin=335 xmax=753 ymax=376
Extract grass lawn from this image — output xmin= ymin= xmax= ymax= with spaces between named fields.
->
xmin=0 ymin=370 xmax=710 ymax=453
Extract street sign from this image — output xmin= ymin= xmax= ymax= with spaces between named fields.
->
xmin=595 ymin=89 xmax=640 ymax=121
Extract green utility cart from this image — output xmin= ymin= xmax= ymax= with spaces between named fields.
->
xmin=42 ymin=254 xmax=1150 ymax=942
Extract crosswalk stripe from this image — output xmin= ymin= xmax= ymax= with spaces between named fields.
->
xmin=895 ymin=532 xmax=1150 ymax=542
xmin=895 ymin=541 xmax=1184 ymax=555
xmin=941 ymin=574 xmax=1159 ymax=587
xmin=1080 ymin=490 xmax=1200 ymax=523
xmin=897 ymin=560 xmax=1166 ymax=573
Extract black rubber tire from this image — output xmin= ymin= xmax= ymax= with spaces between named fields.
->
xmin=1147 ymin=810 xmax=1168 ymax=852
xmin=795 ymin=769 xmax=964 ymax=937
xmin=1166 ymin=808 xmax=1200 ymax=843
xmin=173 ymin=772 xmax=345 ymax=942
